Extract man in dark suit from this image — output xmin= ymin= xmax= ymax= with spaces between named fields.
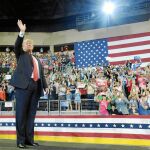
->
xmin=10 ymin=20 xmax=48 ymax=149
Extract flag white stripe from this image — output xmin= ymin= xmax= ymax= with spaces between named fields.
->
xmin=108 ymin=45 xmax=150 ymax=54
xmin=109 ymin=53 xmax=150 ymax=62
xmin=35 ymin=118 xmax=150 ymax=124
xmin=34 ymin=127 xmax=150 ymax=135
xmin=0 ymin=118 xmax=150 ymax=124
xmin=0 ymin=119 xmax=15 ymax=122
xmin=0 ymin=127 xmax=16 ymax=131
xmin=140 ymin=62 xmax=150 ymax=67
xmin=0 ymin=126 xmax=149 ymax=135
xmin=108 ymin=36 xmax=150 ymax=46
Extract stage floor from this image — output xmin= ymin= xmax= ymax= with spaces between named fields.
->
xmin=0 ymin=140 xmax=149 ymax=150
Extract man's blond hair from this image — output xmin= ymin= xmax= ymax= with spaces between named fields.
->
xmin=23 ymin=39 xmax=34 ymax=45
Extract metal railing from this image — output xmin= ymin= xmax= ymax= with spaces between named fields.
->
xmin=0 ymin=99 xmax=99 ymax=115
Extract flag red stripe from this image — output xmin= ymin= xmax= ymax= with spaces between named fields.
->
xmin=34 ymin=131 xmax=150 ymax=139
xmin=109 ymin=49 xmax=150 ymax=57
xmin=108 ymin=32 xmax=150 ymax=42
xmin=108 ymin=41 xmax=150 ymax=50
xmin=1 ymin=115 xmax=150 ymax=119
xmin=110 ymin=58 xmax=150 ymax=65
xmin=0 ymin=131 xmax=149 ymax=140
xmin=0 ymin=131 xmax=16 ymax=134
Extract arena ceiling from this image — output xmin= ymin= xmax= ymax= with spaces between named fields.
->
xmin=0 ymin=0 xmax=150 ymax=32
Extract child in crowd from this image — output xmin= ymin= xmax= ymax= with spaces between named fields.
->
xmin=66 ymin=87 xmax=72 ymax=111
xmin=98 ymin=95 xmax=110 ymax=116
xmin=74 ymin=88 xmax=81 ymax=110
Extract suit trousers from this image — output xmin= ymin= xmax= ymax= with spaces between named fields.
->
xmin=15 ymin=79 xmax=39 ymax=145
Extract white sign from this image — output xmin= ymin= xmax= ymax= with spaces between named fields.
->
xmin=5 ymin=75 xmax=11 ymax=80
xmin=5 ymin=102 xmax=13 ymax=107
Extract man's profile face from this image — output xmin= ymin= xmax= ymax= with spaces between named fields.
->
xmin=23 ymin=39 xmax=34 ymax=53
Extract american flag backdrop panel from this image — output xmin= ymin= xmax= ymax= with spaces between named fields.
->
xmin=74 ymin=32 xmax=150 ymax=67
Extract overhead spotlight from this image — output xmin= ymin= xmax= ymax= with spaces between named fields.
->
xmin=102 ymin=1 xmax=115 ymax=15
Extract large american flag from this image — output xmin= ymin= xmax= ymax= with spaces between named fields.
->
xmin=74 ymin=32 xmax=150 ymax=67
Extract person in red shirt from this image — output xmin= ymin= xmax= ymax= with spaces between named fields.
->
xmin=0 ymin=86 xmax=6 ymax=101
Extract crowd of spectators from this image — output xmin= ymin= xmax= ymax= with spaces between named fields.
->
xmin=0 ymin=50 xmax=150 ymax=115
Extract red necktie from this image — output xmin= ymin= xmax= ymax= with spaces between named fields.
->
xmin=32 ymin=56 xmax=39 ymax=81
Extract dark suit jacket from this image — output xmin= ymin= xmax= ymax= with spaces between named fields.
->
xmin=10 ymin=35 xmax=48 ymax=97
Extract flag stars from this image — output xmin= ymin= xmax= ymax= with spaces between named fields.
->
xmin=130 ymin=124 xmax=134 ymax=128
xmin=75 ymin=124 xmax=78 ymax=127
xmin=139 ymin=125 xmax=142 ymax=128
xmin=105 ymin=124 xmax=108 ymax=127
xmin=113 ymin=124 xmax=116 ymax=127
xmin=11 ymin=123 xmax=14 ymax=126
xmin=68 ymin=124 xmax=71 ymax=127
xmin=97 ymin=124 xmax=100 ymax=127
xmin=121 ymin=124 xmax=125 ymax=128
xmin=90 ymin=124 xmax=93 ymax=127
xmin=54 ymin=124 xmax=57 ymax=127
xmin=148 ymin=125 xmax=150 ymax=128
xmin=35 ymin=124 xmax=38 ymax=127
xmin=41 ymin=123 xmax=44 ymax=126
xmin=5 ymin=123 xmax=8 ymax=126
xmin=48 ymin=124 xmax=50 ymax=127
xmin=61 ymin=124 xmax=64 ymax=127
xmin=82 ymin=124 xmax=85 ymax=127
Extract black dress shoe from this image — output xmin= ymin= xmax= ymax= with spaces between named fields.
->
xmin=27 ymin=142 xmax=39 ymax=146
xmin=17 ymin=143 xmax=26 ymax=149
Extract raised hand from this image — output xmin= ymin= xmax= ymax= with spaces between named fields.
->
xmin=17 ymin=20 xmax=26 ymax=32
